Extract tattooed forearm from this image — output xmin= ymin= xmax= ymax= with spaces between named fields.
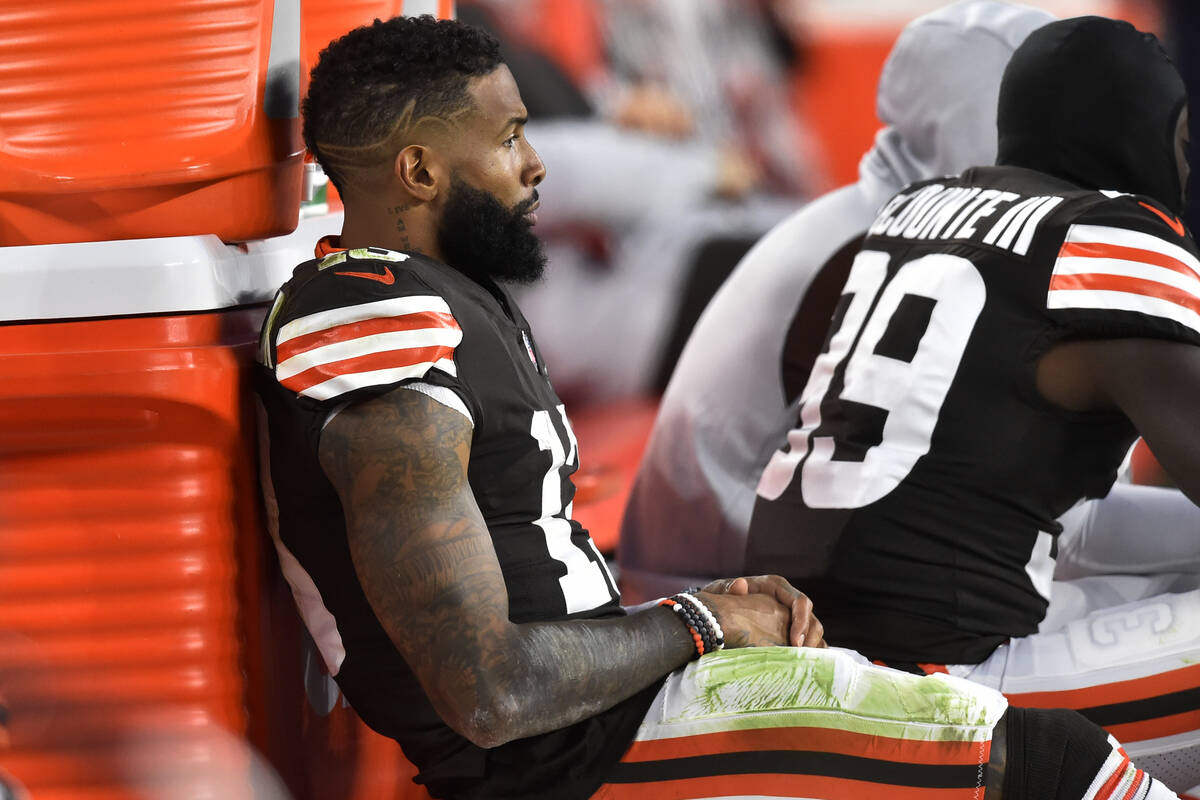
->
xmin=319 ymin=387 xmax=693 ymax=747
xmin=494 ymin=609 xmax=693 ymax=739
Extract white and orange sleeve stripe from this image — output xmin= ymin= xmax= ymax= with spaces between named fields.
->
xmin=1048 ymin=224 xmax=1200 ymax=337
xmin=274 ymin=295 xmax=463 ymax=402
xmin=1081 ymin=736 xmax=1173 ymax=800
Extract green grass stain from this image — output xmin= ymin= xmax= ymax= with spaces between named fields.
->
xmin=667 ymin=647 xmax=1004 ymax=743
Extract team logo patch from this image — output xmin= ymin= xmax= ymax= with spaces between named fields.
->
xmin=334 ymin=265 xmax=396 ymax=285
xmin=1138 ymin=201 xmax=1187 ymax=237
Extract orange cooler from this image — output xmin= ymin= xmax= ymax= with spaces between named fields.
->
xmin=0 ymin=0 xmax=450 ymax=795
xmin=0 ymin=0 xmax=305 ymax=246
xmin=0 ymin=227 xmax=432 ymax=799
xmin=0 ymin=228 xmax=322 ymax=799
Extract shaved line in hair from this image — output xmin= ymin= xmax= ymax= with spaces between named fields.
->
xmin=314 ymin=98 xmax=477 ymax=191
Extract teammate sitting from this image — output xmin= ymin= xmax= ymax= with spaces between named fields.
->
xmin=745 ymin=14 xmax=1200 ymax=793
xmin=619 ymin=0 xmax=1056 ymax=602
xmin=255 ymin=14 xmax=1181 ymax=799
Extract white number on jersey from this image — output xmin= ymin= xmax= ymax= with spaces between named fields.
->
xmin=530 ymin=405 xmax=617 ymax=613
xmin=758 ymin=250 xmax=986 ymax=508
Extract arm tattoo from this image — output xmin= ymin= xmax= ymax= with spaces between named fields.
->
xmin=319 ymin=388 xmax=693 ymax=747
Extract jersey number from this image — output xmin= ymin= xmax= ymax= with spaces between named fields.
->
xmin=758 ymin=250 xmax=986 ymax=508
xmin=531 ymin=406 xmax=617 ymax=613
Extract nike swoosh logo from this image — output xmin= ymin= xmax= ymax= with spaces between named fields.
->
xmin=334 ymin=265 xmax=396 ymax=285
xmin=1138 ymin=202 xmax=1186 ymax=236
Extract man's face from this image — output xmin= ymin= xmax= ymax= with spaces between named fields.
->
xmin=435 ymin=65 xmax=547 ymax=283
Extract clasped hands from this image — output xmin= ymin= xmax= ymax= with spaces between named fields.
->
xmin=695 ymin=575 xmax=827 ymax=650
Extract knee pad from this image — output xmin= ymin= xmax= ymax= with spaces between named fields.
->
xmin=1003 ymin=707 xmax=1175 ymax=800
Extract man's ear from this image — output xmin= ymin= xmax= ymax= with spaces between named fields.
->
xmin=395 ymin=144 xmax=441 ymax=203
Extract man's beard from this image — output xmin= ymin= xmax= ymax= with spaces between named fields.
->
xmin=436 ymin=176 xmax=547 ymax=285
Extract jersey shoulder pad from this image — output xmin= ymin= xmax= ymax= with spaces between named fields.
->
xmin=265 ymin=249 xmax=465 ymax=403
xmin=1046 ymin=192 xmax=1200 ymax=344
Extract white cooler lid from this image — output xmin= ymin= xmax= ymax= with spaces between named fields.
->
xmin=0 ymin=213 xmax=343 ymax=322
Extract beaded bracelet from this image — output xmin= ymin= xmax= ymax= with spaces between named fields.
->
xmin=678 ymin=592 xmax=725 ymax=650
xmin=676 ymin=598 xmax=713 ymax=654
xmin=659 ymin=592 xmax=725 ymax=659
xmin=660 ymin=597 xmax=706 ymax=657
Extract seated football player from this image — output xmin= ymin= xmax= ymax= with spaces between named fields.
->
xmin=618 ymin=0 xmax=1057 ymax=604
xmin=746 ymin=14 xmax=1200 ymax=794
xmin=255 ymin=14 xmax=1183 ymax=800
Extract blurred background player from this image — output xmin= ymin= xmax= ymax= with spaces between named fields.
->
xmin=465 ymin=0 xmax=820 ymax=401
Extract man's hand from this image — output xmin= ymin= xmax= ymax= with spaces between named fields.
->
xmin=701 ymin=575 xmax=826 ymax=649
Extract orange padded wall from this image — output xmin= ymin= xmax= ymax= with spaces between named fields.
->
xmin=0 ymin=0 xmax=305 ymax=246
xmin=0 ymin=309 xmax=270 ymax=799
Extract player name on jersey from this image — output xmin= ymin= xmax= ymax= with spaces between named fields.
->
xmin=868 ymin=183 xmax=1064 ymax=256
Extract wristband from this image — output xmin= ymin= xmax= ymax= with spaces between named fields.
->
xmin=659 ymin=592 xmax=725 ymax=659
xmin=677 ymin=591 xmax=725 ymax=651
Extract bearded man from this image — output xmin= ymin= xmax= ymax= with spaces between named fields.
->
xmin=255 ymin=14 xmax=1180 ymax=800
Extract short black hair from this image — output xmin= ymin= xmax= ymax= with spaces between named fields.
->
xmin=303 ymin=15 xmax=503 ymax=194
